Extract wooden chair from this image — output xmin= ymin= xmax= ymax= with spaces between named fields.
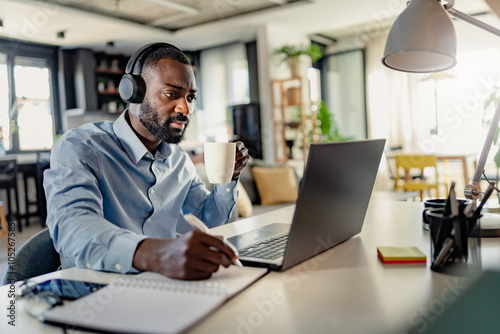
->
xmin=0 ymin=159 xmax=21 ymax=231
xmin=384 ymin=145 xmax=403 ymax=189
xmin=394 ymin=155 xmax=440 ymax=200
xmin=0 ymin=203 xmax=8 ymax=252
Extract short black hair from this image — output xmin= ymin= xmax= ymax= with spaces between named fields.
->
xmin=134 ymin=44 xmax=191 ymax=74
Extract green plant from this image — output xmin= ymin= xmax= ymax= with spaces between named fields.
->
xmin=8 ymin=100 xmax=19 ymax=134
xmin=273 ymin=43 xmax=324 ymax=63
xmin=484 ymin=89 xmax=500 ymax=201
xmin=316 ymin=101 xmax=353 ymax=142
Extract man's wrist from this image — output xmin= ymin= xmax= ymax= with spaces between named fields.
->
xmin=132 ymin=238 xmax=153 ymax=271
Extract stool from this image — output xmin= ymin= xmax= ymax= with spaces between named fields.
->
xmin=0 ymin=203 xmax=9 ymax=252
xmin=0 ymin=159 xmax=21 ymax=231
xmin=19 ymin=152 xmax=50 ymax=227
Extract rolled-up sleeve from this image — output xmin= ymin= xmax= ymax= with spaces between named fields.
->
xmin=44 ymin=132 xmax=147 ymax=273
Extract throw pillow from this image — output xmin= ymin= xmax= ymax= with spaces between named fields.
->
xmin=236 ymin=182 xmax=253 ymax=217
xmin=252 ymin=166 xmax=298 ymax=205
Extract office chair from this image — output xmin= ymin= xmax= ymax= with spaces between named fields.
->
xmin=0 ymin=159 xmax=21 ymax=231
xmin=2 ymin=228 xmax=60 ymax=284
xmin=394 ymin=154 xmax=441 ymax=200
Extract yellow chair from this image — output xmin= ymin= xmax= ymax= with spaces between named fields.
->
xmin=0 ymin=202 xmax=9 ymax=252
xmin=394 ymin=155 xmax=440 ymax=200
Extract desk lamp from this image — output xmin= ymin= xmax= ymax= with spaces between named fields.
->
xmin=382 ymin=0 xmax=500 ymax=236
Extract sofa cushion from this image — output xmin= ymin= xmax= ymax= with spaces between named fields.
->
xmin=236 ymin=182 xmax=253 ymax=217
xmin=239 ymin=163 xmax=260 ymax=204
xmin=252 ymin=166 xmax=299 ymax=205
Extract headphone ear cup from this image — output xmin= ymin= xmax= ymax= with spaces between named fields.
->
xmin=119 ymin=74 xmax=146 ymax=104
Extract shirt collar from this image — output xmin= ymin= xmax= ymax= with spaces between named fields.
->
xmin=113 ymin=110 xmax=173 ymax=164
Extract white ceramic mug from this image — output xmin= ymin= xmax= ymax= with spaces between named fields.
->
xmin=204 ymin=142 xmax=236 ymax=184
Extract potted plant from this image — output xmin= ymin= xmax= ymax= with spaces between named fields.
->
xmin=0 ymin=126 xmax=5 ymax=156
xmin=273 ymin=43 xmax=323 ymax=77
xmin=316 ymin=101 xmax=353 ymax=142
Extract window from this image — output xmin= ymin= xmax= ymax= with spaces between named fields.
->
xmin=416 ymin=48 xmax=500 ymax=158
xmin=196 ymin=43 xmax=250 ymax=142
xmin=15 ymin=57 xmax=54 ymax=150
xmin=0 ymin=39 xmax=60 ymax=153
xmin=321 ymin=49 xmax=367 ymax=140
xmin=0 ymin=53 xmax=9 ymax=150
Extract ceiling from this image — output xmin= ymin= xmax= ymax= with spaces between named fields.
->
xmin=0 ymin=0 xmax=494 ymax=54
xmin=34 ymin=0 xmax=302 ymax=31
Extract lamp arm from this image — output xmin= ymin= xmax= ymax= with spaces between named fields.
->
xmin=447 ymin=8 xmax=500 ymax=38
xmin=465 ymin=100 xmax=500 ymax=199
xmin=444 ymin=6 xmax=500 ymax=199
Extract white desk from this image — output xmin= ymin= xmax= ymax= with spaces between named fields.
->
xmin=1 ymin=200 xmax=500 ymax=334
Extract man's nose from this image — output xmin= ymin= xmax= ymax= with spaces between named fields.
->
xmin=174 ymin=98 xmax=191 ymax=116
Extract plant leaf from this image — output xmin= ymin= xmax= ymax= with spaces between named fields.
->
xmin=494 ymin=147 xmax=500 ymax=168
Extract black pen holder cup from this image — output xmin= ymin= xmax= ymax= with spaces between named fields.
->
xmin=424 ymin=208 xmax=482 ymax=276
xmin=422 ymin=199 xmax=473 ymax=231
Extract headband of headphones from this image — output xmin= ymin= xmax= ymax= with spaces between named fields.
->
xmin=119 ymin=42 xmax=182 ymax=104
xmin=124 ymin=42 xmax=182 ymax=75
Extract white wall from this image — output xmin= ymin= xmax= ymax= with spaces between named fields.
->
xmin=256 ymin=23 xmax=311 ymax=163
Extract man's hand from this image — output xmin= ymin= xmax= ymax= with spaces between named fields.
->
xmin=232 ymin=141 xmax=250 ymax=181
xmin=132 ymin=231 xmax=237 ymax=280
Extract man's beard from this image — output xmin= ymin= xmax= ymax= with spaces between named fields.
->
xmin=139 ymin=100 xmax=190 ymax=144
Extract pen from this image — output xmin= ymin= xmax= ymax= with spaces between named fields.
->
xmin=463 ymin=201 xmax=476 ymax=217
xmin=431 ymin=236 xmax=455 ymax=271
xmin=448 ymin=182 xmax=464 ymax=259
xmin=183 ymin=214 xmax=243 ymax=268
xmin=449 ymin=182 xmax=459 ymax=217
xmin=474 ymin=182 xmax=496 ymax=216
xmin=443 ymin=182 xmax=455 ymax=216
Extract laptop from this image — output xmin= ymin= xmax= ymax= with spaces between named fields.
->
xmin=228 ymin=139 xmax=386 ymax=271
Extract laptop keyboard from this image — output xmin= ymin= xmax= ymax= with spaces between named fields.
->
xmin=239 ymin=234 xmax=289 ymax=260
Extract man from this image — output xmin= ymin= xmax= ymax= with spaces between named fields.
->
xmin=44 ymin=43 xmax=249 ymax=280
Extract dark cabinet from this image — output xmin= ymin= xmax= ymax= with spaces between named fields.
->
xmin=94 ymin=53 xmax=128 ymax=113
xmin=61 ymin=49 xmax=128 ymax=115
xmin=61 ymin=48 xmax=98 ymax=112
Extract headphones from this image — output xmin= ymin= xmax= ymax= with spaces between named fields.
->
xmin=118 ymin=42 xmax=182 ymax=104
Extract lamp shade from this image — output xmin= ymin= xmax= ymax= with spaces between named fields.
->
xmin=382 ymin=0 xmax=457 ymax=73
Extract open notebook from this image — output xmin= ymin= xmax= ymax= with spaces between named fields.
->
xmin=42 ymin=266 xmax=268 ymax=334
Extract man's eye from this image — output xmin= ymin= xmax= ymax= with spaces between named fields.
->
xmin=164 ymin=92 xmax=177 ymax=98
xmin=187 ymin=96 xmax=197 ymax=103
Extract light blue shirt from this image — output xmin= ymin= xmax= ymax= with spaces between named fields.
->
xmin=44 ymin=111 xmax=237 ymax=274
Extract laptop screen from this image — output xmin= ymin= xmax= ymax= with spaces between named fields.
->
xmin=281 ymin=139 xmax=386 ymax=270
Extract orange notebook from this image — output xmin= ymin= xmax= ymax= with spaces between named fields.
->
xmin=377 ymin=246 xmax=426 ymax=264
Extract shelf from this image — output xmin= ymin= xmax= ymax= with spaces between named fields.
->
xmin=271 ymin=77 xmax=318 ymax=163
xmin=284 ymin=121 xmax=301 ymax=129
xmin=95 ymin=68 xmax=125 ymax=75
xmin=97 ymin=91 xmax=120 ymax=96
xmin=94 ymin=53 xmax=129 ymax=114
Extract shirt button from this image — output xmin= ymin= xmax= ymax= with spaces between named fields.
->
xmin=86 ymin=263 xmax=91 ymax=269
xmin=146 ymin=218 xmax=151 ymax=223
xmin=150 ymin=189 xmax=155 ymax=195
xmin=115 ymin=263 xmax=122 ymax=271
xmin=225 ymin=188 xmax=231 ymax=193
